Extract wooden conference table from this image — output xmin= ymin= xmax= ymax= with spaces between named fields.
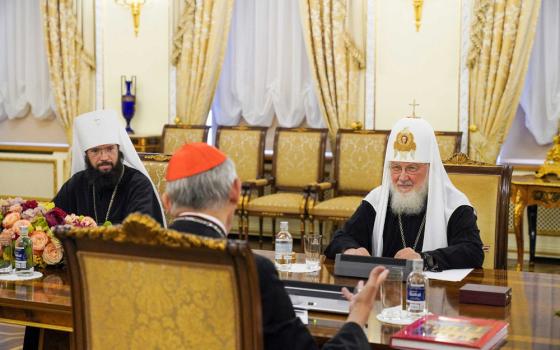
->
xmin=0 ymin=250 xmax=559 ymax=349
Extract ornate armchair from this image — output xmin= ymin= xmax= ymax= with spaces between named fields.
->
xmin=307 ymin=130 xmax=389 ymax=238
xmin=215 ymin=126 xmax=267 ymax=239
xmin=161 ymin=124 xmax=210 ymax=154
xmin=244 ymin=127 xmax=328 ymax=246
xmin=139 ymin=152 xmax=173 ymax=224
xmin=435 ymin=131 xmax=462 ymax=160
xmin=55 ymin=214 xmax=263 ymax=350
xmin=444 ymin=153 xmax=512 ymax=269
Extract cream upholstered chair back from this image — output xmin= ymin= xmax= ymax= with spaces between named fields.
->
xmin=273 ymin=128 xmax=328 ymax=189
xmin=55 ymin=214 xmax=262 ymax=350
xmin=435 ymin=131 xmax=462 ymax=161
xmin=162 ymin=125 xmax=210 ymax=154
xmin=444 ymin=154 xmax=512 ymax=269
xmin=139 ymin=153 xmax=173 ymax=224
xmin=335 ymin=130 xmax=389 ymax=194
xmin=215 ymin=126 xmax=267 ymax=182
xmin=138 ymin=153 xmax=171 ymax=197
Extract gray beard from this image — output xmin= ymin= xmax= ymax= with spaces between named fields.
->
xmin=389 ymin=179 xmax=428 ymax=215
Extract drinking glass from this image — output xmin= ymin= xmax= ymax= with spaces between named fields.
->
xmin=0 ymin=237 xmax=13 ymax=274
xmin=303 ymin=234 xmax=322 ymax=270
xmin=380 ymin=269 xmax=404 ymax=321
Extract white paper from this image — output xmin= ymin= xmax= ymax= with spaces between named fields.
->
xmin=424 ymin=268 xmax=473 ymax=282
xmin=288 ymin=263 xmax=321 ymax=273
xmin=294 ymin=307 xmax=309 ymax=325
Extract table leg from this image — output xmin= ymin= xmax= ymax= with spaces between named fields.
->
xmin=527 ymin=205 xmax=538 ymax=263
xmin=513 ymin=187 xmax=527 ymax=270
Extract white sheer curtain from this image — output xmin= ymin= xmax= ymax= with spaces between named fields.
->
xmin=520 ymin=0 xmax=560 ymax=145
xmin=0 ymin=0 xmax=54 ymax=121
xmin=211 ymin=0 xmax=324 ymax=128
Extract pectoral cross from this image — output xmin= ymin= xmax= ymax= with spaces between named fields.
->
xmin=408 ymin=99 xmax=420 ymax=118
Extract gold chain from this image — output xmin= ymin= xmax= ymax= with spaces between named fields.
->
xmin=398 ymin=212 xmax=426 ymax=250
xmin=93 ymin=167 xmax=125 ymax=224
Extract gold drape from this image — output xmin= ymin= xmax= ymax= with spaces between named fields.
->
xmin=467 ymin=0 xmax=541 ymax=163
xmin=172 ymin=0 xmax=234 ymax=125
xmin=41 ymin=0 xmax=95 ymax=144
xmin=299 ymin=0 xmax=366 ymax=141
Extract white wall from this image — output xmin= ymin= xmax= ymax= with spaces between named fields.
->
xmin=101 ymin=0 xmax=170 ymax=136
xmin=374 ymin=0 xmax=462 ymax=131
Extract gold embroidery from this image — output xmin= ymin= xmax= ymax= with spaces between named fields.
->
xmin=393 ymin=127 xmax=417 ymax=160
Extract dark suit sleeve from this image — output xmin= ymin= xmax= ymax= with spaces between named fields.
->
xmin=324 ymin=201 xmax=376 ymax=259
xmin=256 ymin=256 xmax=370 ymax=350
xmin=424 ymin=205 xmax=484 ymax=269
xmin=52 ymin=177 xmax=78 ymax=215
xmin=322 ymin=322 xmax=369 ymax=349
xmin=126 ymin=172 xmax=164 ymax=226
xmin=255 ymin=256 xmax=319 ymax=350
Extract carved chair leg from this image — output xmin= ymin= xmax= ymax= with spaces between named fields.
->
xmin=258 ymin=217 xmax=264 ymax=248
xmin=272 ymin=218 xmax=276 ymax=246
xmin=237 ymin=212 xmax=244 ymax=240
xmin=300 ymin=217 xmax=306 ymax=251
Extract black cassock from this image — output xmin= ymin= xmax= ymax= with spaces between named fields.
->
xmin=53 ymin=165 xmax=164 ymax=226
xmin=324 ymin=201 xmax=484 ymax=270
xmin=170 ymin=216 xmax=370 ymax=350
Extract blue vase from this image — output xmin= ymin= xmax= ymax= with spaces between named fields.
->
xmin=121 ymin=79 xmax=136 ymax=134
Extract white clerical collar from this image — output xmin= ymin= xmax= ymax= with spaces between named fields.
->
xmin=176 ymin=211 xmax=228 ymax=237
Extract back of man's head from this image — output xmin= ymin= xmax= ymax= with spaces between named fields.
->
xmin=165 ymin=143 xmax=237 ymax=213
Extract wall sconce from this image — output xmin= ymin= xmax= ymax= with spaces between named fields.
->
xmin=115 ymin=0 xmax=146 ymax=37
xmin=412 ymin=0 xmax=424 ymax=32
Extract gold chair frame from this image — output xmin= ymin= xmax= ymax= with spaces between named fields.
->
xmin=161 ymin=124 xmax=210 ymax=154
xmin=307 ymin=130 xmax=389 ymax=236
xmin=243 ymin=127 xmax=328 ymax=247
xmin=444 ymin=153 xmax=512 ymax=269
xmin=215 ymin=126 xmax=268 ymax=239
xmin=55 ymin=214 xmax=263 ymax=350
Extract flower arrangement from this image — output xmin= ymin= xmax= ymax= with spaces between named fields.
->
xmin=0 ymin=198 xmax=98 ymax=268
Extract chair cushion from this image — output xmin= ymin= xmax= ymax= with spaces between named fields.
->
xmin=246 ymin=193 xmax=304 ymax=214
xmin=309 ymin=196 xmax=363 ymax=218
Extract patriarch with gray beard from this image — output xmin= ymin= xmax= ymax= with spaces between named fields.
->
xmin=325 ymin=117 xmax=484 ymax=271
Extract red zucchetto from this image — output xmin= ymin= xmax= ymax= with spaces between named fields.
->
xmin=166 ymin=143 xmax=227 ymax=181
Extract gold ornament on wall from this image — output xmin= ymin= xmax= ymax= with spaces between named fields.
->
xmin=115 ymin=0 xmax=146 ymax=37
xmin=413 ymin=0 xmax=424 ymax=32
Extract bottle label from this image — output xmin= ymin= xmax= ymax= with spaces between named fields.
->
xmin=407 ymin=284 xmax=425 ymax=311
xmin=14 ymin=247 xmax=27 ymax=269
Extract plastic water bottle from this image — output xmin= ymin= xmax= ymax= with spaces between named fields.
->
xmin=15 ymin=226 xmax=34 ymax=276
xmin=406 ymin=259 xmax=427 ymax=318
xmin=274 ymin=221 xmax=292 ymax=271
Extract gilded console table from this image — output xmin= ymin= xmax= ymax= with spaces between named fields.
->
xmin=511 ymin=174 xmax=560 ymax=268
xmin=129 ymin=135 xmax=161 ymax=153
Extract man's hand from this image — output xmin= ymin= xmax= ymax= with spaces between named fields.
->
xmin=341 ymin=266 xmax=388 ymax=327
xmin=394 ymin=247 xmax=421 ymax=260
xmin=343 ymin=247 xmax=370 ymax=256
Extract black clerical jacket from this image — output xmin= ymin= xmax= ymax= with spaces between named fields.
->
xmin=169 ymin=217 xmax=370 ymax=350
xmin=325 ymin=201 xmax=484 ymax=270
xmin=53 ymin=165 xmax=164 ymax=226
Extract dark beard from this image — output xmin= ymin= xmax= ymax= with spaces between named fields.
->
xmin=85 ymin=152 xmax=125 ymax=191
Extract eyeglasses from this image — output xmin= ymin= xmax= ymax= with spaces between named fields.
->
xmin=87 ymin=145 xmax=118 ymax=157
xmin=389 ymin=163 xmax=423 ymax=175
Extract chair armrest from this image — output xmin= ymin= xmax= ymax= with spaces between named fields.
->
xmin=242 ymin=177 xmax=271 ymax=191
xmin=307 ymin=181 xmax=334 ymax=192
